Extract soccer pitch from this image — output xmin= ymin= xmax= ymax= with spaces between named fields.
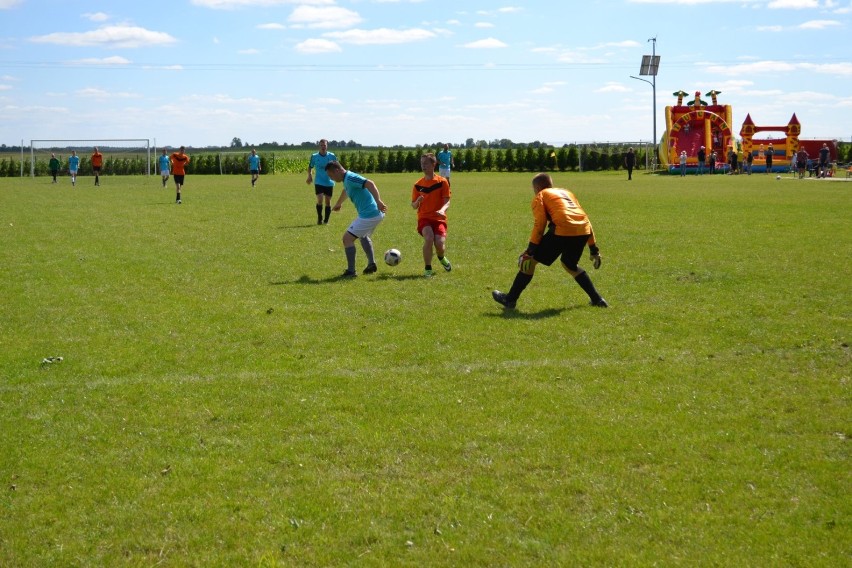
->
xmin=1 ymin=171 xmax=849 ymax=565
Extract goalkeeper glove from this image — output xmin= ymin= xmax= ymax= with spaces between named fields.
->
xmin=518 ymin=251 xmax=534 ymax=272
xmin=589 ymin=245 xmax=602 ymax=269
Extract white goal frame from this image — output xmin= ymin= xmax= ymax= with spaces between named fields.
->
xmin=29 ymin=139 xmax=151 ymax=177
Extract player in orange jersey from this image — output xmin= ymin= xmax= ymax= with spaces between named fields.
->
xmin=492 ymin=173 xmax=607 ymax=309
xmin=91 ymin=147 xmax=103 ymax=186
xmin=170 ymin=146 xmax=190 ymax=204
xmin=411 ymin=153 xmax=452 ymax=277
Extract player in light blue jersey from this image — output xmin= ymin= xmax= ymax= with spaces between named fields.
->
xmin=437 ymin=143 xmax=455 ymax=187
xmin=306 ymin=139 xmax=338 ymax=224
xmin=248 ymin=149 xmax=261 ymax=187
xmin=327 ymin=161 xmax=387 ymax=277
xmin=68 ymin=151 xmax=80 ymax=186
xmin=158 ymin=148 xmax=171 ymax=187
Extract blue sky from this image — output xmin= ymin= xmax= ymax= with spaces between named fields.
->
xmin=1 ymin=0 xmax=850 ymax=148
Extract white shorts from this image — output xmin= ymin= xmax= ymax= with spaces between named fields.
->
xmin=438 ymin=166 xmax=451 ymax=178
xmin=69 ymin=169 xmax=78 ymax=175
xmin=346 ymin=213 xmax=384 ymax=238
xmin=161 ymin=169 xmax=170 ymax=176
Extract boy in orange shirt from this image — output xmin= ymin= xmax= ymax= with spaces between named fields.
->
xmin=492 ymin=173 xmax=607 ymax=309
xmin=91 ymin=147 xmax=103 ymax=186
xmin=411 ymin=153 xmax=451 ymax=277
xmin=170 ymin=146 xmax=190 ymax=204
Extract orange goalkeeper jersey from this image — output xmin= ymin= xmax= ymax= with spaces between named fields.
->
xmin=170 ymin=152 xmax=190 ymax=175
xmin=91 ymin=152 xmax=103 ymax=167
xmin=529 ymin=188 xmax=595 ymax=245
xmin=412 ymin=175 xmax=451 ymax=221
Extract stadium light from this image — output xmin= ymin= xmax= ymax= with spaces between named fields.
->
xmin=630 ymin=37 xmax=659 ymax=169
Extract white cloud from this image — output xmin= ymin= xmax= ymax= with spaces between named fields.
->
xmin=30 ymin=25 xmax=177 ymax=48
xmin=83 ymin=12 xmax=110 ymax=22
xmin=257 ymin=23 xmax=286 ymax=30
xmin=0 ymin=85 xmax=11 ymax=91
xmin=475 ymin=22 xmax=495 ymax=28
xmin=596 ymin=82 xmax=631 ymax=93
xmin=798 ymin=19 xmax=841 ymax=28
xmin=74 ymin=56 xmax=132 ymax=65
xmin=315 ymin=98 xmax=342 ymax=105
xmin=767 ymin=0 xmax=819 ymax=7
xmin=0 ymin=0 xmax=23 ymax=8
xmin=708 ymin=59 xmax=852 ymax=76
xmin=757 ymin=25 xmax=785 ymax=31
xmin=191 ymin=0 xmax=333 ymax=8
xmin=324 ymin=28 xmax=436 ymax=45
xmin=288 ymin=5 xmax=364 ymax=29
xmin=75 ymin=87 xmax=141 ymax=99
xmin=295 ymin=38 xmax=341 ymax=54
xmin=461 ymin=37 xmax=508 ymax=49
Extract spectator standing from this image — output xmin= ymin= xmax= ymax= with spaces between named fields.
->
xmin=697 ymin=146 xmax=706 ymax=175
xmin=624 ymin=147 xmax=635 ymax=180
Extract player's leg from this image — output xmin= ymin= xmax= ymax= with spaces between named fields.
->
xmin=342 ymin=228 xmax=358 ymax=276
xmin=323 ymin=191 xmax=332 ymax=224
xmin=315 ymin=188 xmax=324 ymax=224
xmin=420 ymin=223 xmax=435 ymax=275
xmin=560 ymin=236 xmax=606 ymax=307
xmin=434 ymin=221 xmax=451 ymax=271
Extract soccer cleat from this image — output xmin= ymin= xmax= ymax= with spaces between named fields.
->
xmin=491 ymin=290 xmax=516 ymax=309
xmin=590 ymin=298 xmax=609 ymax=308
xmin=424 ymin=269 xmax=434 ymax=278
xmin=439 ymin=257 xmax=452 ymax=271
xmin=363 ymin=263 xmax=377 ymax=274
xmin=176 ymin=199 xmax=182 ymax=204
xmin=341 ymin=269 xmax=357 ymax=278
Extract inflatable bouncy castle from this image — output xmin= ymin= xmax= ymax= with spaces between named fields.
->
xmin=661 ymin=90 xmax=736 ymax=173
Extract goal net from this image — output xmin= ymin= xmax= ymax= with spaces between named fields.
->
xmin=30 ymin=139 xmax=151 ymax=178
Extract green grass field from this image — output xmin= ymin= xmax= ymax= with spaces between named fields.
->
xmin=1 ymin=171 xmax=849 ymax=566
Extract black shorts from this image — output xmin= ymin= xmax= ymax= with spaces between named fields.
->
xmin=93 ymin=166 xmax=101 ymax=173
xmin=533 ymin=232 xmax=589 ymax=270
xmin=251 ymin=169 xmax=259 ymax=175
xmin=315 ymin=184 xmax=333 ymax=197
xmin=174 ymin=174 xmax=185 ymax=184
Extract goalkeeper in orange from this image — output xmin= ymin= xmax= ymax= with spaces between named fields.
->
xmin=492 ymin=173 xmax=608 ymax=310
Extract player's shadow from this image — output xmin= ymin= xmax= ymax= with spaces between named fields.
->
xmin=270 ymin=274 xmax=358 ymax=285
xmin=278 ymin=223 xmax=323 ymax=230
xmin=485 ymin=306 xmax=579 ymax=320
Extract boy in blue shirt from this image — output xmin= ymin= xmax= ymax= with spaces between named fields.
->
xmin=158 ymin=148 xmax=171 ymax=187
xmin=327 ymin=161 xmax=387 ymax=277
xmin=68 ymin=151 xmax=80 ymax=186
xmin=306 ymin=139 xmax=338 ymax=224
xmin=248 ymin=149 xmax=261 ymax=187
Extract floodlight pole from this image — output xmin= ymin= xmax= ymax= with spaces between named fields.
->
xmin=631 ymin=37 xmax=659 ymax=170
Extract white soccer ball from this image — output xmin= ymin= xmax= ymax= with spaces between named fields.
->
xmin=776 ymin=175 xmax=781 ymax=180
xmin=384 ymin=248 xmax=402 ymax=266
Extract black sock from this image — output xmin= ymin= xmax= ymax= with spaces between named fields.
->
xmin=324 ymin=206 xmax=331 ymax=222
xmin=507 ymin=272 xmax=533 ymax=301
xmin=574 ymin=271 xmax=602 ymax=302
xmin=425 ymin=265 xmax=432 ymax=271
xmin=316 ymin=204 xmax=323 ymax=220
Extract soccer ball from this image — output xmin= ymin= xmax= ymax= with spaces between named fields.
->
xmin=776 ymin=175 xmax=781 ymax=180
xmin=384 ymin=248 xmax=402 ymax=266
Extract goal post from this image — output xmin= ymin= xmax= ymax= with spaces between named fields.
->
xmin=29 ymin=139 xmax=151 ymax=178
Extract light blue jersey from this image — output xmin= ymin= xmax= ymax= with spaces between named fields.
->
xmin=158 ymin=154 xmax=170 ymax=171
xmin=249 ymin=154 xmax=261 ymax=171
xmin=343 ymin=171 xmax=381 ymax=219
xmin=437 ymin=150 xmax=452 ymax=169
xmin=68 ymin=155 xmax=80 ymax=171
xmin=309 ymin=151 xmax=337 ymax=186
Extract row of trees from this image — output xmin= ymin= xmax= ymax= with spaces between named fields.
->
xmin=0 ymin=145 xmax=649 ymax=177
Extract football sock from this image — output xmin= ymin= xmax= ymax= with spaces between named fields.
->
xmin=345 ymin=245 xmax=357 ymax=271
xmin=359 ymin=236 xmax=375 ymax=264
xmin=574 ymin=271 xmax=602 ymax=303
xmin=316 ymin=204 xmax=323 ymax=221
xmin=507 ymin=271 xmax=533 ymax=302
xmin=324 ymin=206 xmax=331 ymax=223
xmin=425 ymin=265 xmax=432 ymax=271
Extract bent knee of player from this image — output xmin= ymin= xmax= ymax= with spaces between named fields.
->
xmin=561 ymin=261 xmax=582 ymax=277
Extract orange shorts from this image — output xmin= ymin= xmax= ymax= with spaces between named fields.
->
xmin=417 ymin=218 xmax=447 ymax=237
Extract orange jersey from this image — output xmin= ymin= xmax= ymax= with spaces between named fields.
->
xmin=91 ymin=152 xmax=103 ymax=167
xmin=412 ymin=175 xmax=451 ymax=221
xmin=170 ymin=152 xmax=190 ymax=175
xmin=529 ymin=188 xmax=594 ymax=245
